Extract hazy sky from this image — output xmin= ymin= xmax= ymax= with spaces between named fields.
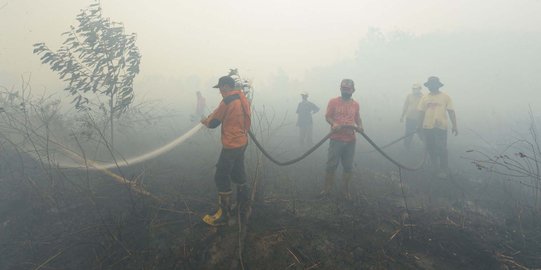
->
xmin=1 ymin=0 xmax=541 ymax=93
xmin=1 ymin=0 xmax=541 ymax=163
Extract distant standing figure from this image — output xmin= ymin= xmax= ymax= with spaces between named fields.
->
xmin=417 ymin=76 xmax=458 ymax=178
xmin=296 ymin=91 xmax=319 ymax=147
xmin=400 ymin=83 xmax=424 ymax=148
xmin=195 ymin=91 xmax=206 ymax=118
xmin=321 ymin=79 xmax=363 ymax=200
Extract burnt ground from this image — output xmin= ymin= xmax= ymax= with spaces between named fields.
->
xmin=0 ymin=144 xmax=541 ymax=270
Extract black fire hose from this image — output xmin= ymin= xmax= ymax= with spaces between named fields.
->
xmin=359 ymin=131 xmax=426 ymax=171
xmin=360 ymin=130 xmax=418 ymax=153
xmin=247 ymin=130 xmax=332 ymax=166
xmin=248 ymin=128 xmax=425 ymax=171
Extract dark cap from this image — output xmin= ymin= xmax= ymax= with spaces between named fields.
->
xmin=213 ymin=76 xmax=236 ymax=88
xmin=423 ymin=76 xmax=444 ymax=88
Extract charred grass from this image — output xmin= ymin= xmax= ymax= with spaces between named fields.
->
xmin=0 ymin=148 xmax=540 ymax=270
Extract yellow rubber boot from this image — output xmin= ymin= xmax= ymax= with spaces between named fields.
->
xmin=320 ymin=172 xmax=335 ymax=196
xmin=203 ymin=191 xmax=232 ymax=226
xmin=343 ymin=172 xmax=352 ymax=200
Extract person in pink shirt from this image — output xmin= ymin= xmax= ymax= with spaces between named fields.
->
xmin=321 ymin=79 xmax=364 ymax=200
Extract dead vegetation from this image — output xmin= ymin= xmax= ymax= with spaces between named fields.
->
xmin=0 ymin=84 xmax=540 ymax=270
xmin=1 ymin=143 xmax=541 ymax=269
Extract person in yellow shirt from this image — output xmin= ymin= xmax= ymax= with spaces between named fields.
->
xmin=417 ymin=76 xmax=458 ymax=178
xmin=400 ymin=83 xmax=423 ymax=148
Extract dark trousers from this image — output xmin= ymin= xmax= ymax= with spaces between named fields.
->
xmin=404 ymin=118 xmax=419 ymax=148
xmin=299 ymin=125 xmax=313 ymax=147
xmin=215 ymin=145 xmax=247 ymax=193
xmin=423 ymin=128 xmax=448 ymax=171
xmin=326 ymin=139 xmax=356 ymax=173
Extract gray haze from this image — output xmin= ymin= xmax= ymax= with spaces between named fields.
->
xmin=1 ymin=0 xmax=541 ymax=168
xmin=1 ymin=0 xmax=541 ymax=94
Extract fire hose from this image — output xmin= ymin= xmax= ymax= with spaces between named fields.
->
xmin=248 ymin=127 xmax=426 ymax=171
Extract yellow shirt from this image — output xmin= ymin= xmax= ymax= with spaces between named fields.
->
xmin=404 ymin=93 xmax=423 ymax=119
xmin=417 ymin=92 xmax=454 ymax=130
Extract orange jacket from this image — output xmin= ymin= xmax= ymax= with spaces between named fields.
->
xmin=202 ymin=90 xmax=251 ymax=149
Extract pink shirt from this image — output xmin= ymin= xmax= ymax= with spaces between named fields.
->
xmin=326 ymin=97 xmax=360 ymax=142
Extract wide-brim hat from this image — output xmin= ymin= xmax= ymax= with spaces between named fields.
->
xmin=424 ymin=76 xmax=444 ymax=88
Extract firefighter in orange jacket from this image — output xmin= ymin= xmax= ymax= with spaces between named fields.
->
xmin=201 ymin=76 xmax=251 ymax=226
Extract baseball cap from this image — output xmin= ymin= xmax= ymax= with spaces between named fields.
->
xmin=213 ymin=76 xmax=236 ymax=88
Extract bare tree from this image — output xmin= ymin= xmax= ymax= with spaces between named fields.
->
xmin=467 ymin=108 xmax=541 ymax=210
